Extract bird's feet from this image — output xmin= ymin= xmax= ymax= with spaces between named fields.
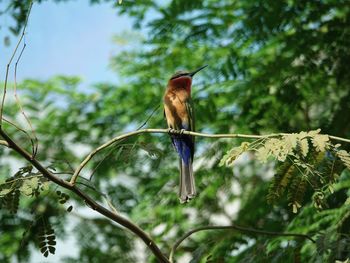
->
xmin=167 ymin=128 xmax=176 ymax=134
xmin=167 ymin=128 xmax=186 ymax=135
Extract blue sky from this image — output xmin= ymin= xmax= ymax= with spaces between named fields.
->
xmin=0 ymin=0 xmax=132 ymax=85
xmin=0 ymin=1 xmax=134 ymax=261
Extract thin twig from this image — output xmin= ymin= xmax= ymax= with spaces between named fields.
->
xmin=88 ymin=144 xmax=118 ymax=181
xmin=0 ymin=1 xmax=33 ymax=125
xmin=76 ymin=181 xmax=108 ymax=198
xmin=2 ymin=116 xmax=35 ymax=150
xmin=136 ymin=104 xmax=160 ymax=130
xmin=87 ymin=104 xmax=160 ymax=181
xmin=14 ymin=40 xmax=39 ymax=157
xmin=70 ymin=128 xmax=350 ymax=184
xmin=328 ymin=135 xmax=350 ymax=144
xmin=169 ymin=225 xmax=315 ymax=262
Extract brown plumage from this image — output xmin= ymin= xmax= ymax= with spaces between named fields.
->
xmin=164 ymin=81 xmax=191 ymax=130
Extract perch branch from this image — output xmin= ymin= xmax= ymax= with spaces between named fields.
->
xmin=70 ymin=128 xmax=350 ymax=184
xmin=169 ymin=225 xmax=315 ymax=262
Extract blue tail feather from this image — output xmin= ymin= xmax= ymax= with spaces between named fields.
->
xmin=173 ymin=138 xmax=191 ymax=165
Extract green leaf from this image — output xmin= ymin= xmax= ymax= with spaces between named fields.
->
xmin=256 ymin=146 xmax=270 ymax=163
xmin=19 ymin=177 xmax=39 ymax=196
xmin=67 ymin=205 xmax=73 ymax=212
xmin=0 ymin=188 xmax=13 ymax=197
xmin=220 ymin=142 xmax=250 ymax=166
xmin=312 ymin=134 xmax=329 ymax=152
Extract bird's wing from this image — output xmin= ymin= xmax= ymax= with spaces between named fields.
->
xmin=184 ymin=98 xmax=195 ymax=157
xmin=185 ymin=97 xmax=195 ymax=132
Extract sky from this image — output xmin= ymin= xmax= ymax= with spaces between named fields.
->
xmin=0 ymin=1 xmax=135 ymax=261
xmin=0 ymin=0 xmax=132 ymax=85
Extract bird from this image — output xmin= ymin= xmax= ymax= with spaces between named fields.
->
xmin=163 ymin=65 xmax=207 ymax=203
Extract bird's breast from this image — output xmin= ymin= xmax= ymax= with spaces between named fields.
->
xmin=164 ymin=89 xmax=190 ymax=129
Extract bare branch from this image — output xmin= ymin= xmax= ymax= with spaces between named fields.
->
xmin=70 ymin=128 xmax=350 ymax=184
xmin=14 ymin=39 xmax=39 ymax=157
xmin=0 ymin=1 xmax=33 ymax=125
xmin=328 ymin=135 xmax=350 ymax=144
xmin=2 ymin=116 xmax=36 ymax=150
xmin=87 ymin=104 xmax=160 ymax=181
xmin=169 ymin=225 xmax=315 ymax=263
xmin=87 ymin=144 xmax=118 ymax=181
xmin=136 ymin=104 xmax=160 ymax=130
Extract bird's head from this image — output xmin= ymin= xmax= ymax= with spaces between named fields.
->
xmin=168 ymin=65 xmax=207 ymax=92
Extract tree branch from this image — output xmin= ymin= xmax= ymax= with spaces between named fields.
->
xmin=14 ymin=38 xmax=39 ymax=158
xmin=3 ymin=125 xmax=340 ymax=263
xmin=0 ymin=1 xmax=33 ymax=125
xmin=169 ymin=224 xmax=315 ymax=263
xmin=0 ymin=128 xmax=169 ymax=263
xmin=70 ymin=128 xmax=350 ymax=184
xmin=0 ymin=139 xmax=9 ymax=147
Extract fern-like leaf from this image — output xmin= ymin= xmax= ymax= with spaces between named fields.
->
xmin=221 ymin=129 xmax=347 ymax=212
xmin=2 ymin=189 xmax=20 ymax=214
xmin=287 ymin=175 xmax=307 ymax=213
xmin=37 ymin=220 xmax=56 ymax=257
xmin=336 ymin=150 xmax=350 ymax=170
xmin=299 ymin=137 xmax=309 ymax=157
xmin=312 ymin=134 xmax=329 ymax=152
xmin=267 ymin=161 xmax=295 ymax=204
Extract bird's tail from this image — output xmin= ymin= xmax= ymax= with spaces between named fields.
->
xmin=179 ymin=158 xmax=196 ymax=203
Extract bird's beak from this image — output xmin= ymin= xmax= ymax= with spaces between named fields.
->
xmin=188 ymin=65 xmax=208 ymax=77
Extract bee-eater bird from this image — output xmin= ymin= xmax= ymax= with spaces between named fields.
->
xmin=163 ymin=65 xmax=207 ymax=203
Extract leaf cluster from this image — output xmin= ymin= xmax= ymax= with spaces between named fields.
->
xmin=221 ymin=129 xmax=349 ymax=213
xmin=0 ymin=165 xmax=49 ymax=213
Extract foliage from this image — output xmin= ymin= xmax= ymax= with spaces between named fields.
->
xmin=37 ymin=219 xmax=56 ymax=257
xmin=1 ymin=0 xmax=350 ymax=262
xmin=220 ymin=129 xmax=348 ymax=212
xmin=0 ymin=165 xmax=49 ymax=213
